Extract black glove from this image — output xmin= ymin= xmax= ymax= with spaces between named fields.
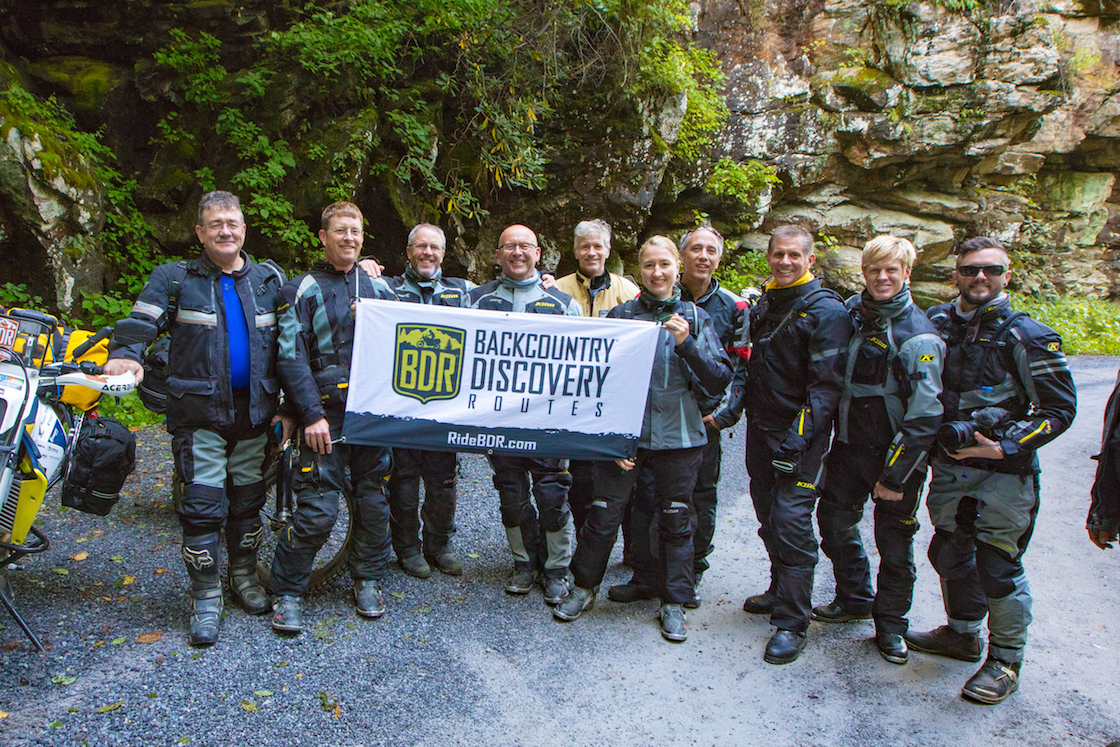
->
xmin=772 ymin=432 xmax=808 ymax=475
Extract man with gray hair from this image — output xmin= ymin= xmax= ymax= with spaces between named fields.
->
xmin=555 ymin=219 xmax=640 ymax=319
xmin=105 ymin=191 xmax=287 ymax=646
xmin=385 ymin=223 xmax=476 ymax=578
xmin=555 ymin=219 xmax=640 ymax=530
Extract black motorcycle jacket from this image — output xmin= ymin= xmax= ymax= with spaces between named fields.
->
xmin=388 ymin=266 xmax=475 ymax=306
xmin=277 ymin=261 xmax=397 ymax=426
xmin=681 ymin=278 xmax=750 ymax=418
xmin=721 ymin=275 xmax=850 ymax=458
xmin=837 ymin=288 xmax=945 ymax=492
xmin=1089 ymin=368 xmax=1120 ymax=536
xmin=108 ymin=251 xmax=285 ymax=430
xmin=927 ymin=293 xmax=1076 ymax=475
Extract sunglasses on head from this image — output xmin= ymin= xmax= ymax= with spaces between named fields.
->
xmin=957 ymin=264 xmax=1006 ymax=278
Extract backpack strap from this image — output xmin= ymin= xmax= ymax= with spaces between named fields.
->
xmin=680 ymin=301 xmax=699 ymax=338
xmin=166 ymin=260 xmax=188 ymax=329
xmin=756 ymin=287 xmax=839 ymax=345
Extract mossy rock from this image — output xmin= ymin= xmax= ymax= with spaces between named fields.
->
xmin=26 ymin=56 xmax=127 ymax=115
xmin=831 ymin=67 xmax=899 ymax=112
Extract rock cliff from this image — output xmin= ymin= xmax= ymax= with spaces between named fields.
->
xmin=0 ymin=0 xmax=1117 ymax=311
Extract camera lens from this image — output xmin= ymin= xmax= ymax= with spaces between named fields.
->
xmin=938 ymin=421 xmax=977 ymax=451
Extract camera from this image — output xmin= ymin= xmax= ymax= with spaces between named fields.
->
xmin=937 ymin=406 xmax=1011 ymax=451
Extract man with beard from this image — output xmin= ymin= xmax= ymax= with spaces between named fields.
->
xmin=906 ymin=237 xmax=1076 ymax=704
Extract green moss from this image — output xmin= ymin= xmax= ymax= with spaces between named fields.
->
xmin=27 ymin=57 xmax=125 ymax=112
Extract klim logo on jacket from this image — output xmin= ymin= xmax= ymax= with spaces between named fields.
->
xmin=392 ymin=324 xmax=465 ymax=404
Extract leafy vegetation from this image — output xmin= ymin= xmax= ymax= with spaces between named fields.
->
xmin=1011 ymin=293 xmax=1120 ymax=356
xmin=706 ymin=158 xmax=781 ymax=204
xmin=148 ymin=0 xmax=727 ymax=269
xmin=0 ymin=83 xmax=160 ymax=325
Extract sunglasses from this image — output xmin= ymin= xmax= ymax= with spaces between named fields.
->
xmin=957 ymin=264 xmax=1006 ymax=278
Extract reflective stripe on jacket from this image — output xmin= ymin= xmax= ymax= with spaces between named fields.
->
xmin=108 ymin=251 xmax=284 ymax=429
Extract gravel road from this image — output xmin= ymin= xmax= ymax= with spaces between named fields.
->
xmin=1 ymin=357 xmax=1117 ymax=747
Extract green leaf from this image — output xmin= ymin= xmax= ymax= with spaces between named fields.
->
xmin=111 ymin=637 xmax=126 ymax=645
xmin=52 ymin=568 xmax=69 ymax=575
xmin=254 ymin=690 xmax=273 ymax=697
xmin=51 ymin=675 xmax=78 ymax=685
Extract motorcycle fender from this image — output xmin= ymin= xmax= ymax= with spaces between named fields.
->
xmin=12 ymin=453 xmax=47 ymax=545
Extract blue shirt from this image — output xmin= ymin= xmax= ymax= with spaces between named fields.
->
xmin=222 ymin=275 xmax=251 ymax=389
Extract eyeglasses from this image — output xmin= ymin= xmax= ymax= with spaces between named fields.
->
xmin=330 ymin=228 xmax=363 ymax=238
xmin=409 ymin=242 xmax=444 ymax=252
xmin=957 ymin=264 xmax=1006 ymax=278
xmin=205 ymin=220 xmax=244 ymax=232
xmin=681 ymin=225 xmax=725 ymax=250
xmin=499 ymin=242 xmax=537 ymax=252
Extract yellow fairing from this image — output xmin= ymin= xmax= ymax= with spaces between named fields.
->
xmin=12 ymin=453 xmax=48 ymax=544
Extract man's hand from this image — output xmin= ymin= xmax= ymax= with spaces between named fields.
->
xmin=702 ymin=414 xmax=723 ymax=431
xmin=540 ymin=273 xmax=557 ymax=290
xmin=304 ymin=417 xmax=333 ymax=455
xmin=357 ymin=258 xmax=384 ymax=279
xmin=1088 ymin=528 xmax=1118 ymax=550
xmin=103 ymin=358 xmax=144 ymax=383
xmin=271 ymin=414 xmax=294 ymax=446
xmin=873 ymin=481 xmax=904 ymax=502
xmin=615 ymin=458 xmax=635 ymax=471
xmin=948 ymin=431 xmax=1004 ymax=461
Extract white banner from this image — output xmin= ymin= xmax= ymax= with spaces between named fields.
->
xmin=342 ymin=299 xmax=659 ymax=459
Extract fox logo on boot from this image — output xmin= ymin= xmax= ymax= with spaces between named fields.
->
xmin=239 ymin=525 xmax=265 ymax=550
xmin=183 ymin=546 xmax=215 ymax=570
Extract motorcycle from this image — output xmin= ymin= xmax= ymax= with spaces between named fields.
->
xmin=0 ymin=308 xmax=136 ymax=652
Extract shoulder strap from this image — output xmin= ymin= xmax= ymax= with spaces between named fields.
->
xmin=988 ymin=310 xmax=1029 ymax=385
xmin=167 ymin=260 xmax=188 ymax=327
xmin=260 ymin=258 xmax=287 ymax=286
xmin=757 ymin=287 xmax=836 ymax=344
xmin=681 ymin=302 xmax=699 ymax=337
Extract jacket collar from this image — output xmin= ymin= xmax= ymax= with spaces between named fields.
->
xmin=193 ymin=250 xmax=252 ymax=279
xmin=498 ymin=271 xmax=542 ymax=290
xmin=679 ymin=277 xmax=720 ymax=304
xmin=575 ymin=269 xmax=611 ymax=290
xmin=405 ymin=265 xmax=443 ymax=286
xmin=857 ymin=286 xmax=913 ymax=323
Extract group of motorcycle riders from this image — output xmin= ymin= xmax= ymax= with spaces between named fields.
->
xmin=96 ymin=189 xmax=1116 ymax=707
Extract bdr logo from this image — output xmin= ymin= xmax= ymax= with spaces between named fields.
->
xmin=392 ymin=324 xmax=465 ymax=404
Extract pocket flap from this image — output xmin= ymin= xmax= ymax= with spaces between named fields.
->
xmin=166 ymin=376 xmax=216 ymax=398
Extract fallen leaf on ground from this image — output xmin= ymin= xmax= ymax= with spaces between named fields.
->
xmin=122 ymin=576 xmax=135 ymax=585
xmin=254 ymin=690 xmax=273 ymax=697
xmin=155 ymin=569 xmax=168 ymax=574
xmin=51 ymin=674 xmax=78 ymax=685
xmin=137 ymin=631 xmax=162 ymax=643
xmin=70 ymin=552 xmax=89 ymax=561
xmin=95 ymin=701 xmax=123 ymax=713
xmin=240 ymin=700 xmax=260 ymax=712
xmin=52 ymin=568 xmax=69 ymax=575
xmin=110 ymin=555 xmax=123 ymax=563
xmin=111 ymin=637 xmax=126 ymax=645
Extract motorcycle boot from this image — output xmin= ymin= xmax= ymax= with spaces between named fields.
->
xmin=182 ymin=532 xmax=224 ymax=646
xmin=226 ymin=518 xmax=269 ymax=615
